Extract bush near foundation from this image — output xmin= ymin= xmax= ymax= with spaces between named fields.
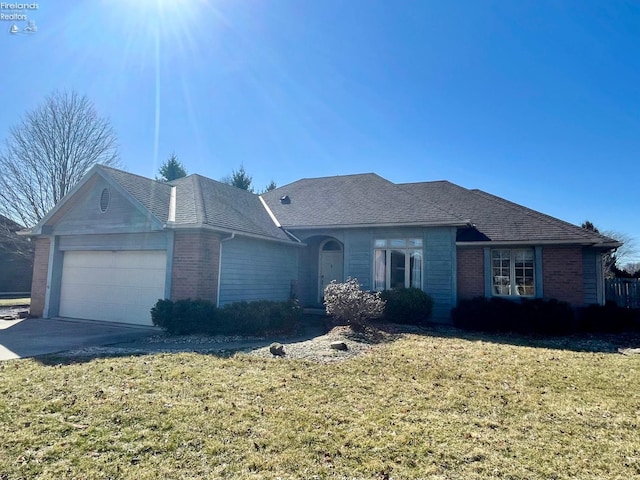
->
xmin=577 ymin=301 xmax=640 ymax=332
xmin=151 ymin=298 xmax=302 ymax=335
xmin=216 ymin=300 xmax=302 ymax=335
xmin=150 ymin=299 xmax=217 ymax=335
xmin=323 ymin=278 xmax=385 ymax=331
xmin=379 ymin=288 xmax=434 ymax=326
xmin=451 ymin=297 xmax=574 ymax=335
xmin=452 ymin=297 xmax=640 ymax=335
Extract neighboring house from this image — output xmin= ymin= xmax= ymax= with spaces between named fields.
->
xmin=24 ymin=166 xmax=619 ymax=325
xmin=0 ymin=214 xmax=33 ymax=294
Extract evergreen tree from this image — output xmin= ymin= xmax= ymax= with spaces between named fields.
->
xmin=263 ymin=180 xmax=277 ymax=193
xmin=223 ymin=164 xmax=253 ymax=192
xmin=158 ymin=153 xmax=187 ymax=181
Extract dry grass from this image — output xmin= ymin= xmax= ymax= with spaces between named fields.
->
xmin=0 ymin=297 xmax=30 ymax=307
xmin=0 ymin=329 xmax=639 ymax=479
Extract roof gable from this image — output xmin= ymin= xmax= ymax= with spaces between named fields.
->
xmin=30 ymin=165 xmax=169 ymax=235
xmin=100 ymin=166 xmax=172 ymax=224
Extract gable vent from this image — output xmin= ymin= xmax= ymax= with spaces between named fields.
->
xmin=99 ymin=188 xmax=111 ymax=213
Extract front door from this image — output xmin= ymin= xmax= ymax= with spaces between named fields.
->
xmin=318 ymin=240 xmax=344 ymax=302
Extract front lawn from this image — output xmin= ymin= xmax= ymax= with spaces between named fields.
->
xmin=0 ymin=297 xmax=29 ymax=307
xmin=0 ymin=330 xmax=639 ymax=479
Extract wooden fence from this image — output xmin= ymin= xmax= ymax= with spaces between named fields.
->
xmin=605 ymin=278 xmax=640 ymax=309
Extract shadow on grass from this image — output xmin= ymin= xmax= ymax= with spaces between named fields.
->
xmin=32 ymin=316 xmax=640 ymax=367
xmin=35 ymin=315 xmax=332 ymax=367
xmin=378 ymin=321 xmax=640 ymax=355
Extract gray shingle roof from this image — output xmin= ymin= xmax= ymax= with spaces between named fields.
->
xmin=101 ymin=167 xmax=294 ymax=243
xmin=400 ymin=181 xmax=618 ymax=245
xmin=98 ymin=167 xmax=617 ymax=247
xmin=261 ymin=173 xmax=468 ymax=228
xmin=100 ymin=166 xmax=172 ymax=224
xmin=172 ymin=175 xmax=292 ymax=242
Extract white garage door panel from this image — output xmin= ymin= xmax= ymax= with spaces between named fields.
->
xmin=60 ymin=250 xmax=167 ymax=325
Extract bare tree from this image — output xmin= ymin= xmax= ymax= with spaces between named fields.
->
xmin=623 ymin=262 xmax=640 ymax=277
xmin=602 ymin=230 xmax=638 ymax=273
xmin=582 ymin=221 xmax=638 ymax=278
xmin=0 ymin=214 xmax=33 ymax=260
xmin=0 ymin=90 xmax=120 ymax=227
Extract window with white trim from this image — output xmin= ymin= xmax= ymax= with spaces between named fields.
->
xmin=491 ymin=248 xmax=535 ymax=296
xmin=374 ymin=239 xmax=423 ymax=290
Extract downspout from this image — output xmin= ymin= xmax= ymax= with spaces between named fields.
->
xmin=217 ymin=233 xmax=236 ymax=306
xmin=164 ymin=186 xmax=177 ymax=300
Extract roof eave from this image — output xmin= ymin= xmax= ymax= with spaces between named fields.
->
xmin=457 ymin=239 xmax=622 ymax=248
xmin=283 ymin=220 xmax=469 ymax=230
xmin=165 ymin=223 xmax=305 ymax=246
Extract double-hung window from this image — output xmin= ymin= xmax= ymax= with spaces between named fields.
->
xmin=491 ymin=248 xmax=535 ymax=296
xmin=374 ymin=239 xmax=423 ymax=290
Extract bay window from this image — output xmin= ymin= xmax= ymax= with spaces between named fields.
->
xmin=374 ymin=239 xmax=423 ymax=290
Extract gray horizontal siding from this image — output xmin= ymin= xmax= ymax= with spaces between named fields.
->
xmin=59 ymin=233 xmax=168 ymax=251
xmin=345 ymin=230 xmax=372 ymax=289
xmin=293 ymin=226 xmax=457 ymax=319
xmin=583 ymin=249 xmax=598 ymax=305
xmin=425 ymin=227 xmax=457 ymax=320
xmin=218 ymin=237 xmax=298 ymax=305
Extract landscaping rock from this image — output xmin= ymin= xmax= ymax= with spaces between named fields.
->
xmin=269 ymin=342 xmax=285 ymax=356
xmin=330 ymin=341 xmax=348 ymax=351
xmin=0 ymin=307 xmax=29 ymax=320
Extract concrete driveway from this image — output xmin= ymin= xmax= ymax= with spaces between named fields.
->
xmin=0 ymin=317 xmax=159 ymax=360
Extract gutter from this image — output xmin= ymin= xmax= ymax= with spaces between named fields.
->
xmin=164 ymin=223 xmax=306 ymax=247
xmin=456 ymin=239 xmax=622 ymax=248
xmin=280 ymin=220 xmax=470 ymax=230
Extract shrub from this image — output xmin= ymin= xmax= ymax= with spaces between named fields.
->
xmin=217 ymin=299 xmax=302 ymax=335
xmin=150 ymin=298 xmax=174 ymax=331
xmin=323 ymin=278 xmax=385 ymax=331
xmin=451 ymin=297 xmax=517 ymax=332
xmin=150 ymin=298 xmax=217 ymax=335
xmin=379 ymin=288 xmax=433 ymax=325
xmin=150 ymin=298 xmax=302 ymax=336
xmin=519 ymin=298 xmax=575 ymax=335
xmin=451 ymin=296 xmax=574 ymax=335
xmin=577 ymin=301 xmax=640 ymax=333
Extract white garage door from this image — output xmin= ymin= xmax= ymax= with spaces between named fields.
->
xmin=59 ymin=250 xmax=167 ymax=325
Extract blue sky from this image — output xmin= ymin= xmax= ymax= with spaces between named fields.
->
xmin=2 ymin=1 xmax=639 ymax=262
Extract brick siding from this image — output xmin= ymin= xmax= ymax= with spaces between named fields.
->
xmin=30 ymin=237 xmax=50 ymax=317
xmin=171 ymin=231 xmax=221 ymax=303
xmin=542 ymin=246 xmax=584 ymax=305
xmin=457 ymin=247 xmax=485 ymax=300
